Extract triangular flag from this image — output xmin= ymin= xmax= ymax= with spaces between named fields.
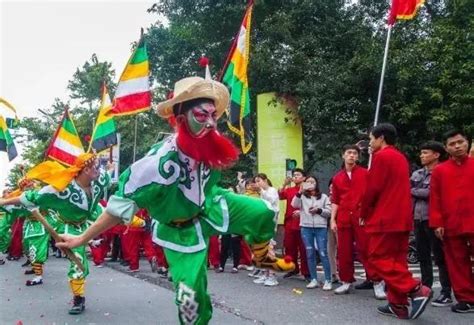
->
xmin=45 ymin=108 xmax=84 ymax=166
xmin=89 ymin=84 xmax=118 ymax=153
xmin=0 ymin=114 xmax=18 ymax=161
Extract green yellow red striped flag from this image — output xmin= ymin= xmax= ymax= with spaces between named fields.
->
xmin=45 ymin=108 xmax=84 ymax=166
xmin=109 ymin=35 xmax=151 ymax=116
xmin=222 ymin=1 xmax=254 ymax=154
xmin=89 ymin=84 xmax=118 ymax=153
xmin=0 ymin=114 xmax=17 ymax=161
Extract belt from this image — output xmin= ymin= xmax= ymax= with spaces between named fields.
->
xmin=168 ymin=216 xmax=199 ymax=229
xmin=57 ymin=215 xmax=85 ymax=227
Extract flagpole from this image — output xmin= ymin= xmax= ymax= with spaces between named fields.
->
xmin=133 ymin=115 xmax=138 ymax=162
xmin=369 ymin=24 xmax=392 ymax=168
xmin=373 ymin=24 xmax=392 ymax=127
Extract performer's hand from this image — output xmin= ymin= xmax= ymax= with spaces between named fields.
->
xmin=283 ymin=177 xmax=292 ymax=187
xmin=330 ymin=219 xmax=337 ymax=233
xmin=434 ymin=227 xmax=444 ymax=241
xmin=56 ymin=234 xmax=85 ymax=250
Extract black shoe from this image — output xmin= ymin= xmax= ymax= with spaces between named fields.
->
xmin=25 ymin=278 xmax=43 ymax=286
xmin=120 ymin=260 xmax=130 ymax=267
xmin=451 ymin=302 xmax=474 ymax=313
xmin=157 ymin=267 xmax=168 ymax=278
xmin=6 ymin=255 xmax=20 ymax=261
xmin=21 ymin=260 xmax=31 ymax=267
xmin=355 ymin=280 xmax=373 ymax=290
xmin=283 ymin=270 xmax=298 ymax=279
xmin=0 ymin=259 xmax=5 ymax=265
xmin=377 ymin=304 xmax=409 ymax=319
xmin=431 ymin=293 xmax=453 ymax=307
xmin=69 ymin=296 xmax=85 ymax=315
xmin=24 ymin=269 xmax=35 ymax=275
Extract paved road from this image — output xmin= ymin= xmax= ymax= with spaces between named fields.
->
xmin=1 ymin=256 xmax=472 ymax=324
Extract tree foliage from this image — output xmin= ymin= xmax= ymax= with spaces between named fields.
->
xmin=146 ymin=0 xmax=473 ymax=168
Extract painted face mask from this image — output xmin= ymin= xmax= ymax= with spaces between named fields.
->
xmin=184 ymin=101 xmax=217 ymax=138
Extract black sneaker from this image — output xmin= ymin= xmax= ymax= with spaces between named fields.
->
xmin=0 ymin=259 xmax=4 ymax=265
xmin=69 ymin=296 xmax=85 ymax=315
xmin=377 ymin=304 xmax=409 ymax=319
xmin=21 ymin=260 xmax=31 ymax=267
xmin=24 ymin=269 xmax=35 ymax=275
xmin=355 ymin=280 xmax=373 ymax=290
xmin=157 ymin=267 xmax=168 ymax=278
xmin=451 ymin=302 xmax=474 ymax=313
xmin=283 ymin=270 xmax=298 ymax=279
xmin=431 ymin=293 xmax=453 ymax=307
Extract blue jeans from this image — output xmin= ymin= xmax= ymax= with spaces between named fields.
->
xmin=300 ymin=227 xmax=331 ymax=282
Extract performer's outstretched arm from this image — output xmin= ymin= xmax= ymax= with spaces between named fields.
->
xmin=0 ymin=196 xmax=22 ymax=206
xmin=57 ymin=212 xmax=121 ymax=249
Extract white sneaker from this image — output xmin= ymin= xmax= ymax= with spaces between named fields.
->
xmin=322 ymin=280 xmax=332 ymax=291
xmin=264 ymin=275 xmax=279 ymax=286
xmin=373 ymin=281 xmax=387 ymax=300
xmin=334 ymin=282 xmax=351 ymax=294
xmin=253 ymin=275 xmax=266 ymax=284
xmin=245 ymin=265 xmax=255 ymax=271
xmin=306 ymin=279 xmax=319 ymax=289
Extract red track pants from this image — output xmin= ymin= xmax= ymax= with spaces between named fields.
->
xmin=208 ymin=235 xmax=220 ymax=268
xmin=284 ymin=228 xmax=309 ymax=276
xmin=9 ymin=218 xmax=24 ymax=258
xmin=123 ymin=230 xmax=156 ymax=270
xmin=443 ymin=234 xmax=474 ymax=303
xmin=367 ymin=232 xmax=419 ymax=305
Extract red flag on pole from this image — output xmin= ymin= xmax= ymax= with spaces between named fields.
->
xmin=388 ymin=0 xmax=424 ymax=25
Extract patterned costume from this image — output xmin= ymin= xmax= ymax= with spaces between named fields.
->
xmin=106 ymin=134 xmax=282 ymax=324
xmin=20 ymin=170 xmax=109 ymax=292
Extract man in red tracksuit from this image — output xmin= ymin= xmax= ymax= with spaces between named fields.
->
xmin=331 ymin=144 xmax=377 ymax=295
xmin=279 ymin=168 xmax=309 ymax=279
xmin=123 ymin=209 xmax=157 ymax=272
xmin=429 ymin=129 xmax=474 ymax=313
xmin=362 ymin=123 xmax=432 ymax=319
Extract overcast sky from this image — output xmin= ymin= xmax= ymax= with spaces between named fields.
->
xmin=0 ymin=0 xmax=158 ymax=189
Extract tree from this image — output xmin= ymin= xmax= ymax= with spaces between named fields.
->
xmin=145 ymin=0 xmax=473 ymax=169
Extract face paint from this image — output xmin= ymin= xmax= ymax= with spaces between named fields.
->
xmin=184 ymin=101 xmax=217 ymax=138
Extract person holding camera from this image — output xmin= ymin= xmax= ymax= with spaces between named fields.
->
xmin=291 ymin=176 xmax=332 ymax=290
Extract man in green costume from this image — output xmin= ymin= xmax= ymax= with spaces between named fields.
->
xmin=0 ymin=153 xmax=112 ymax=314
xmin=57 ymin=76 xmax=295 ymax=324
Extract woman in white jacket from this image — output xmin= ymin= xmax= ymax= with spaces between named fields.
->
xmin=291 ymin=176 xmax=332 ymax=290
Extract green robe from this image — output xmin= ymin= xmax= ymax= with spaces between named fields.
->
xmin=20 ymin=171 xmax=110 ymax=279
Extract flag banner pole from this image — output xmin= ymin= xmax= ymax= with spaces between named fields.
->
xmin=31 ymin=209 xmax=85 ymax=272
xmin=369 ymin=24 xmax=392 ymax=169
xmin=133 ymin=115 xmax=138 ymax=162
xmin=373 ymin=24 xmax=392 ymax=127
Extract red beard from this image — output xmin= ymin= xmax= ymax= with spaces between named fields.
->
xmin=176 ymin=123 xmax=240 ymax=169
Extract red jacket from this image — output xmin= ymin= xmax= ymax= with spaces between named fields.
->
xmin=429 ymin=156 xmax=474 ymax=236
xmin=331 ymin=165 xmax=368 ymax=228
xmin=361 ymin=146 xmax=412 ymax=233
xmin=279 ymin=186 xmax=301 ymax=230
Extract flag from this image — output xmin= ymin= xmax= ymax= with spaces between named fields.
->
xmin=109 ymin=35 xmax=151 ymax=116
xmin=45 ymin=109 xmax=84 ymax=166
xmin=388 ymin=0 xmax=424 ymax=25
xmin=89 ymin=84 xmax=118 ymax=152
xmin=221 ymin=1 xmax=254 ymax=154
xmin=0 ymin=114 xmax=17 ymax=161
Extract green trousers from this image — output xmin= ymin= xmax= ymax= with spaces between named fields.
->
xmin=0 ymin=215 xmax=13 ymax=253
xmin=56 ymin=222 xmax=89 ymax=280
xmin=163 ymin=189 xmax=276 ymax=325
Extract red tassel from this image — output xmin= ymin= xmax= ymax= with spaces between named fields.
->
xmin=167 ymin=91 xmax=174 ymax=99
xmin=283 ymin=255 xmax=293 ymax=264
xmin=198 ymin=56 xmax=210 ymax=67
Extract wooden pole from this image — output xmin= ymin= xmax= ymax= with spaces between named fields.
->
xmin=31 ymin=209 xmax=85 ymax=272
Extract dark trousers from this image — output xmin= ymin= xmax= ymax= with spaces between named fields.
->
xmin=414 ymin=220 xmax=451 ymax=295
xmin=220 ymin=235 xmax=241 ymax=269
